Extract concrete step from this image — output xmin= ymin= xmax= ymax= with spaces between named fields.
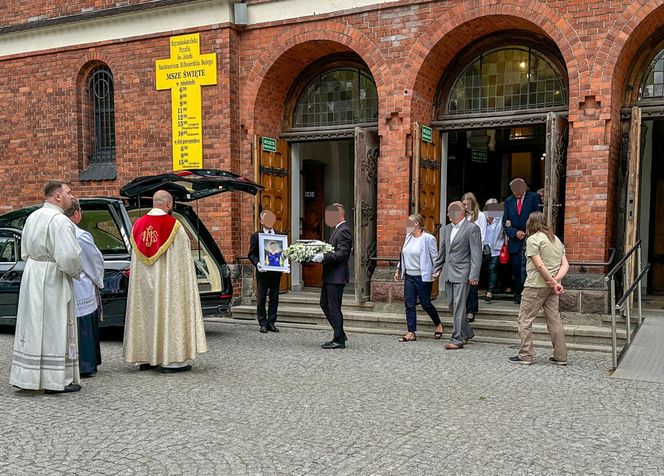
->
xmin=231 ymin=302 xmax=626 ymax=352
xmin=214 ymin=316 xmax=614 ymax=354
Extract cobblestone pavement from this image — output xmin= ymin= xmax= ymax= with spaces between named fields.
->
xmin=1 ymin=320 xmax=663 ymax=475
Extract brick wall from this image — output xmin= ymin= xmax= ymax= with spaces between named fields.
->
xmin=3 ymin=0 xmax=664 ymax=296
xmin=1 ymin=0 xmax=158 ymax=27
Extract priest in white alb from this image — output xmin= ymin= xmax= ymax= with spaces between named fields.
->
xmin=10 ymin=180 xmax=83 ymax=394
xmin=123 ymin=190 xmax=207 ymax=373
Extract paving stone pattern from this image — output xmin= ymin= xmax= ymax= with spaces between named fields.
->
xmin=1 ymin=321 xmax=663 ymax=475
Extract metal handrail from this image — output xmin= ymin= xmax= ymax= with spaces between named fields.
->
xmin=605 ymin=240 xmax=649 ymax=369
xmin=607 ymin=241 xmax=641 ymax=278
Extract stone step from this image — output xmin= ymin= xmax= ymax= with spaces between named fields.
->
xmin=247 ymin=293 xmax=610 ymax=326
xmin=208 ymin=316 xmax=614 ymax=354
xmin=231 ymin=303 xmax=626 ymax=351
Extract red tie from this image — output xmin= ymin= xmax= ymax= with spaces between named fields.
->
xmin=517 ymin=198 xmax=523 ymax=215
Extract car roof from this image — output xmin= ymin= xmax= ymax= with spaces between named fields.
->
xmin=120 ymin=169 xmax=263 ymax=202
xmin=0 ymin=198 xmax=123 ymax=229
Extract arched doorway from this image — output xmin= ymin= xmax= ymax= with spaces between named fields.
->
xmin=254 ymin=57 xmax=379 ymax=300
xmin=621 ymin=35 xmax=664 ymax=294
xmin=418 ymin=38 xmax=569 ymax=237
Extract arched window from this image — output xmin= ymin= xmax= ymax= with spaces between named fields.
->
xmin=446 ymin=47 xmax=567 ymax=116
xmin=80 ymin=65 xmax=116 ymax=180
xmin=293 ymin=68 xmax=378 ymax=128
xmin=639 ymin=48 xmax=664 ymax=100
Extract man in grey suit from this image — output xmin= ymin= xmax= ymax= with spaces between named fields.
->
xmin=433 ymin=201 xmax=483 ymax=349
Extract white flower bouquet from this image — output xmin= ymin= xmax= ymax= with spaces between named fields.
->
xmin=283 ymin=240 xmax=334 ymax=263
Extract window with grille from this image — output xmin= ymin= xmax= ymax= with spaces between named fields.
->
xmin=640 ymin=49 xmax=664 ymax=100
xmin=80 ymin=66 xmax=116 ymax=180
xmin=294 ymin=68 xmax=378 ymax=128
xmin=446 ymin=47 xmax=567 ymax=116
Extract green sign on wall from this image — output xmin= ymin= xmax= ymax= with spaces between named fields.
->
xmin=421 ymin=125 xmax=433 ymax=143
xmin=262 ymin=137 xmax=277 ymax=153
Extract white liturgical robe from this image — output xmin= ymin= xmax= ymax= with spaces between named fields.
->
xmin=123 ymin=208 xmax=207 ymax=366
xmin=10 ymin=203 xmax=83 ymax=391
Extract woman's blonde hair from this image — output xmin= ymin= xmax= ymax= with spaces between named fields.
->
xmin=526 ymin=211 xmax=555 ymax=242
xmin=462 ymin=192 xmax=480 ymax=222
xmin=408 ymin=213 xmax=425 ymax=229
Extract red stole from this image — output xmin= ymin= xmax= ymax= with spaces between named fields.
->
xmin=130 ymin=213 xmax=181 ymax=265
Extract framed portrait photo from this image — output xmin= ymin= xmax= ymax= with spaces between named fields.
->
xmin=258 ymin=233 xmax=290 ymax=272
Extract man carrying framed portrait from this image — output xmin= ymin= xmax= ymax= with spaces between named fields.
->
xmin=248 ymin=210 xmax=289 ymax=333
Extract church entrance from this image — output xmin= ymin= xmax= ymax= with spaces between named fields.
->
xmin=295 ymin=140 xmax=355 ymax=288
xmin=620 ymin=39 xmax=664 ymax=294
xmin=411 ymin=41 xmax=569 ymax=297
xmin=254 ymin=62 xmax=379 ymax=302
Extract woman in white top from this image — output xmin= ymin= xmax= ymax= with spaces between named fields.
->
xmin=462 ymin=192 xmax=486 ymax=322
xmin=393 ymin=214 xmax=443 ymax=342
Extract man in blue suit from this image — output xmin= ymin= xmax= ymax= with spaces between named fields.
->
xmin=503 ymin=178 xmax=542 ymax=304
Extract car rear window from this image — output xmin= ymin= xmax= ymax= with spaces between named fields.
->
xmin=0 ymin=236 xmax=17 ymax=263
xmin=79 ymin=204 xmax=128 ymax=255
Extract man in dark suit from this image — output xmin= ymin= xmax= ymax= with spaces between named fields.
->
xmin=503 ymin=178 xmax=542 ymax=304
xmin=248 ymin=210 xmax=283 ymax=333
xmin=312 ymin=203 xmax=353 ymax=349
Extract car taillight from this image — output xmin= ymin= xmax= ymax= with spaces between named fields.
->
xmin=121 ymin=268 xmax=131 ymax=278
xmin=176 ymin=170 xmax=193 ymax=176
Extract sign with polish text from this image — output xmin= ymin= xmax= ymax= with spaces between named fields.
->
xmin=156 ymin=33 xmax=217 ymax=171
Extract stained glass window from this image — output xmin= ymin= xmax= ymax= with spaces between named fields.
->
xmin=640 ymin=49 xmax=664 ymax=99
xmin=447 ymin=47 xmax=567 ymax=115
xmin=294 ymin=68 xmax=378 ymax=128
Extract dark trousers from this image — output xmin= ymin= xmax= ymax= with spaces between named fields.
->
xmin=320 ymin=283 xmax=346 ymax=343
xmin=511 ymin=250 xmax=525 ymax=298
xmin=257 ymin=272 xmax=281 ymax=326
xmin=466 ymin=284 xmax=479 ymax=314
xmin=486 ymin=256 xmax=499 ymax=293
xmin=78 ymin=308 xmax=101 ymax=375
xmin=404 ymin=274 xmax=441 ymax=332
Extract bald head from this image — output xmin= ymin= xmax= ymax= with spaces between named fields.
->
xmin=447 ymin=201 xmax=466 ymax=225
xmin=153 ymin=190 xmax=173 ymax=213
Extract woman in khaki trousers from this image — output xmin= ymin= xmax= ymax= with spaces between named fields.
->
xmin=509 ymin=212 xmax=569 ymax=365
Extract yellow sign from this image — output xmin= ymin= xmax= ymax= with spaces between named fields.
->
xmin=156 ymin=33 xmax=217 ymax=170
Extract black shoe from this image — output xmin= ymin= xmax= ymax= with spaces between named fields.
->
xmin=508 ymin=356 xmax=532 ymax=365
xmin=160 ymin=365 xmax=192 ymax=374
xmin=45 ymin=384 xmax=82 ymax=394
xmin=259 ymin=326 xmax=268 ymax=333
xmin=139 ymin=364 xmax=157 ymax=371
xmin=321 ymin=341 xmax=346 ymax=349
xmin=466 ymin=312 xmax=475 ymax=323
xmin=267 ymin=323 xmax=279 ymax=332
xmin=548 ymin=357 xmax=568 ymax=366
xmin=80 ymin=372 xmax=96 ymax=379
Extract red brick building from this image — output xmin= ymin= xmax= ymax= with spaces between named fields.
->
xmin=2 ymin=0 xmax=663 ymax=312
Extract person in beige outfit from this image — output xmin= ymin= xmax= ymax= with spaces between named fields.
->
xmin=509 ymin=211 xmax=569 ymax=365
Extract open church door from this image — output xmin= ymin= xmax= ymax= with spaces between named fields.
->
xmin=253 ymin=135 xmax=290 ymax=292
xmin=354 ymin=127 xmax=379 ymax=303
xmin=412 ymin=122 xmax=442 ymax=299
xmin=544 ymin=112 xmax=568 ymax=238
xmin=624 ymin=106 xmax=643 ymax=280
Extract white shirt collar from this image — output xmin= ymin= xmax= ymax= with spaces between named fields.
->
xmin=335 ymin=220 xmax=346 ymax=229
xmin=263 ymin=228 xmax=274 ymax=234
xmin=147 ymin=208 xmax=167 ymax=216
xmin=44 ymin=202 xmax=63 ymax=213
xmin=452 ymin=220 xmax=464 ymax=230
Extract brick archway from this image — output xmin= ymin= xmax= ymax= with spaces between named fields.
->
xmin=594 ymin=1 xmax=664 ymax=114
xmin=403 ymin=2 xmax=586 ymax=123
xmin=242 ymin=22 xmax=389 ymax=141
